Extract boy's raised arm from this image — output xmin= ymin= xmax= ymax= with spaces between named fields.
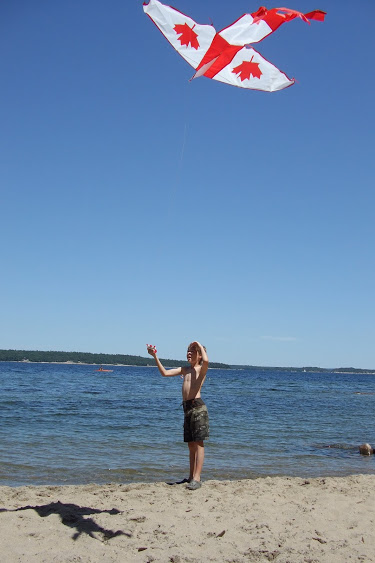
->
xmin=193 ymin=341 xmax=209 ymax=375
xmin=147 ymin=345 xmax=183 ymax=377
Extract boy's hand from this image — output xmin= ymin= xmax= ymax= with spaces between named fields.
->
xmin=191 ymin=341 xmax=208 ymax=365
xmin=147 ymin=344 xmax=157 ymax=357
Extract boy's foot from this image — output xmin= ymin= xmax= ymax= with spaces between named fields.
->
xmin=186 ymin=479 xmax=201 ymax=490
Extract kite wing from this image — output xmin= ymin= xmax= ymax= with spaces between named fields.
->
xmin=204 ymin=46 xmax=295 ymax=92
xmin=143 ymin=0 xmax=216 ymax=70
xmin=216 ymin=7 xmax=326 ymax=47
xmin=143 ymin=0 xmax=326 ymax=92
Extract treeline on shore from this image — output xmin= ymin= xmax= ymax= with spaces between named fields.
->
xmin=0 ymin=349 xmax=230 ymax=369
xmin=229 ymin=365 xmax=375 ymax=374
xmin=0 ymin=350 xmax=373 ymax=373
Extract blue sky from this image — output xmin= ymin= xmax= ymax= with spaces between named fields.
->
xmin=1 ymin=0 xmax=374 ymax=368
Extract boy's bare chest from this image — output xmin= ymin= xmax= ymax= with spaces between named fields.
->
xmin=183 ymin=367 xmax=201 ymax=383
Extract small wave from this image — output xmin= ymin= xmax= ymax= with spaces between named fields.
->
xmin=313 ymin=443 xmax=357 ymax=451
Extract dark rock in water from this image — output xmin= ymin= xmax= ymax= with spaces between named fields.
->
xmin=359 ymin=443 xmax=374 ymax=455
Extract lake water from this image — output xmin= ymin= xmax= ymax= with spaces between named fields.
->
xmin=0 ymin=362 xmax=374 ymax=486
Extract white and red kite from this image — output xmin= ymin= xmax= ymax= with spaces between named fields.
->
xmin=143 ymin=0 xmax=326 ymax=92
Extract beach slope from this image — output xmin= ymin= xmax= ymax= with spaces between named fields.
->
xmin=1 ymin=475 xmax=374 ymax=562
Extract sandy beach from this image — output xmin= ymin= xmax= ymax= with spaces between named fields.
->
xmin=1 ymin=474 xmax=374 ymax=562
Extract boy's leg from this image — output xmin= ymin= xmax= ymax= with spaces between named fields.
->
xmin=188 ymin=441 xmax=195 ymax=481
xmin=188 ymin=440 xmax=204 ymax=482
xmin=194 ymin=440 xmax=204 ymax=482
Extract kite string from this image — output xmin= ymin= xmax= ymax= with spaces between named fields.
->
xmin=166 ymin=81 xmax=190 ymax=219
xmin=152 ymin=82 xmax=191 ymax=265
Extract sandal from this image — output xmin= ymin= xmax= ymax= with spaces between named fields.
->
xmin=186 ymin=479 xmax=202 ymax=490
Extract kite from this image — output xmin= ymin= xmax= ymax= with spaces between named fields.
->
xmin=143 ymin=0 xmax=326 ymax=92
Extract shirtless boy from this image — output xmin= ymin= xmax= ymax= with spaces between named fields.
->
xmin=147 ymin=341 xmax=209 ymax=490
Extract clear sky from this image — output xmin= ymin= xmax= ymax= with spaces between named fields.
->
xmin=1 ymin=0 xmax=374 ymax=369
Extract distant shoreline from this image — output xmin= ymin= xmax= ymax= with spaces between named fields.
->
xmin=1 ymin=359 xmax=375 ymax=375
xmin=0 ymin=349 xmax=229 ymax=370
xmin=1 ymin=349 xmax=374 ymax=373
xmin=4 ymin=360 xmax=230 ymax=370
xmin=8 ymin=360 xmax=151 ymax=367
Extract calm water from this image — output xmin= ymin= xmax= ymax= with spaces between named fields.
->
xmin=0 ymin=362 xmax=374 ymax=486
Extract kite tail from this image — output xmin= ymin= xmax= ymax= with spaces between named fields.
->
xmin=305 ymin=10 xmax=326 ymax=22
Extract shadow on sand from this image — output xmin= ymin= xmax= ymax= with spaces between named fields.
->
xmin=0 ymin=501 xmax=129 ymax=541
xmin=166 ymin=478 xmax=190 ymax=486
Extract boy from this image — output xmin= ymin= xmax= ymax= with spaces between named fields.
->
xmin=147 ymin=341 xmax=209 ymax=490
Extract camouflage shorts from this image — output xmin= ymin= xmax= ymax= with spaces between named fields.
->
xmin=183 ymin=398 xmax=209 ymax=442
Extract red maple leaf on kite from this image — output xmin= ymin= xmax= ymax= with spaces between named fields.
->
xmin=232 ymin=57 xmax=262 ymax=81
xmin=174 ymin=23 xmax=199 ymax=50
